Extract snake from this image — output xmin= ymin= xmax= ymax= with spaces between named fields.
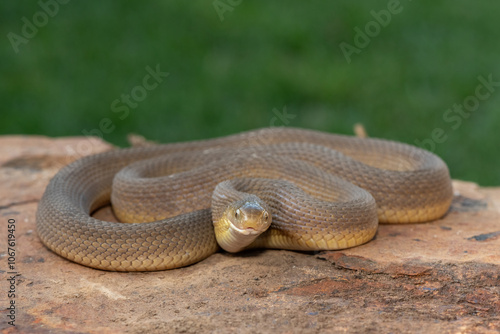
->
xmin=36 ymin=127 xmax=453 ymax=271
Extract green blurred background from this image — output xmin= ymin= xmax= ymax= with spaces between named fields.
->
xmin=1 ymin=1 xmax=499 ymax=185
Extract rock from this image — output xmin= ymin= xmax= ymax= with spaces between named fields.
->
xmin=0 ymin=135 xmax=498 ymax=333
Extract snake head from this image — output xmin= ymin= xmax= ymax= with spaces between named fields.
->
xmin=228 ymin=200 xmax=271 ymax=234
xmin=214 ymin=198 xmax=272 ymax=253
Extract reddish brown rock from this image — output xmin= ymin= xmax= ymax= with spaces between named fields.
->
xmin=0 ymin=135 xmax=498 ymax=333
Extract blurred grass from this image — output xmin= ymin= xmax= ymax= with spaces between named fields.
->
xmin=0 ymin=0 xmax=499 ymax=185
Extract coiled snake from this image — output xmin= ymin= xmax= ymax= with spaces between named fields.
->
xmin=36 ymin=128 xmax=453 ymax=271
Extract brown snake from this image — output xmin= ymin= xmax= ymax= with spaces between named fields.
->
xmin=36 ymin=127 xmax=453 ymax=271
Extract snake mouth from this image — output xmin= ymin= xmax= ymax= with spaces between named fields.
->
xmin=229 ymin=223 xmax=261 ymax=236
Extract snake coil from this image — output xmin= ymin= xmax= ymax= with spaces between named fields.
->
xmin=36 ymin=128 xmax=453 ymax=271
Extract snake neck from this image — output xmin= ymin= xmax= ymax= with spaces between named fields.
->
xmin=214 ymin=216 xmax=263 ymax=253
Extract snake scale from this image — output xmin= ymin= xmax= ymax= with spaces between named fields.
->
xmin=36 ymin=127 xmax=453 ymax=271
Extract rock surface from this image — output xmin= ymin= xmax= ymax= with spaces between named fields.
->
xmin=0 ymin=135 xmax=499 ymax=334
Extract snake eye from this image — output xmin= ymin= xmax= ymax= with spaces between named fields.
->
xmin=235 ymin=209 xmax=240 ymax=219
xmin=263 ymin=212 xmax=269 ymax=221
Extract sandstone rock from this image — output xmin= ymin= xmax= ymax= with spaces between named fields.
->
xmin=0 ymin=135 xmax=498 ymax=333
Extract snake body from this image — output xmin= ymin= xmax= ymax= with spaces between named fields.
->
xmin=36 ymin=127 xmax=453 ymax=271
